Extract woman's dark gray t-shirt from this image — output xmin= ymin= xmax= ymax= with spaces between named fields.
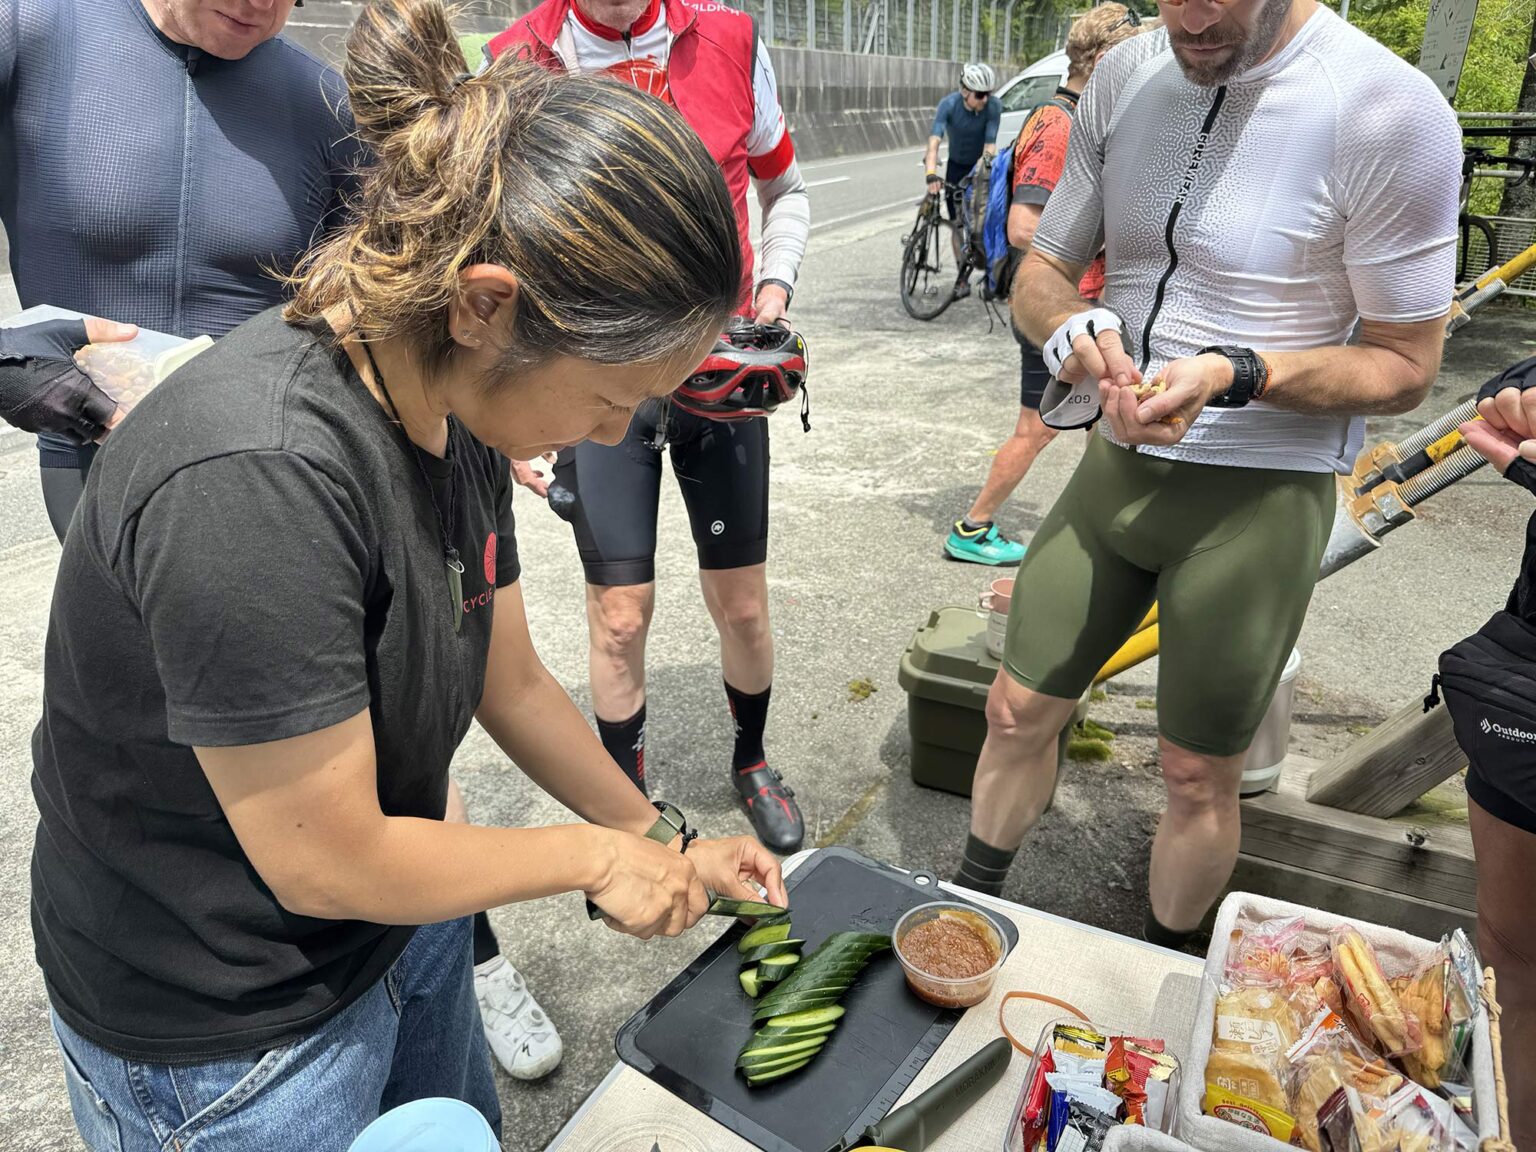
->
xmin=31 ymin=309 xmax=519 ymax=1062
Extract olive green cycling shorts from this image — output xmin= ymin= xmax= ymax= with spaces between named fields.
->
xmin=1003 ymin=434 xmax=1334 ymax=757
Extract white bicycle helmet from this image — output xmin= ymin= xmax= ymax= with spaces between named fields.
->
xmin=960 ymin=63 xmax=995 ymax=93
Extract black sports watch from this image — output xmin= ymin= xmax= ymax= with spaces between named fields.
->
xmin=757 ymin=278 xmax=794 ymax=310
xmin=1200 ymin=345 xmax=1268 ymax=408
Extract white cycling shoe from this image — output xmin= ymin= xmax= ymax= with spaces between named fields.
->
xmin=473 ymin=955 xmax=563 ymax=1081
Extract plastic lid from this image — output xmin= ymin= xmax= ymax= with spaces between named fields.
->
xmin=899 ymin=607 xmax=998 ymax=701
xmin=347 ymin=1099 xmax=499 ymax=1152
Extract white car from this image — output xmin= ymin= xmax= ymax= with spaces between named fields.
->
xmin=995 ymin=50 xmax=1071 ymax=150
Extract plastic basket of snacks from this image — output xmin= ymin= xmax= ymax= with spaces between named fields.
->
xmin=1179 ymin=892 xmax=1497 ymax=1152
xmin=1003 ymin=1017 xmax=1183 ymax=1152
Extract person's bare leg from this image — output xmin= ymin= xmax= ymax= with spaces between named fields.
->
xmin=966 ymin=409 xmax=1058 ymax=525
xmin=699 ymin=564 xmax=772 ymax=693
xmin=700 ymin=563 xmax=802 ymax=850
xmin=585 ymin=583 xmax=656 ymax=792
xmin=586 ymin=582 xmax=656 ymax=719
xmin=1469 ymin=797 xmax=1536 ymax=1149
xmin=1147 ymin=738 xmax=1246 ymax=933
xmin=961 ymin=672 xmax=1079 ymax=893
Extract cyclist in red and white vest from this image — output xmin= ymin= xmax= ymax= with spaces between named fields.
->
xmin=487 ymin=0 xmax=811 ymax=856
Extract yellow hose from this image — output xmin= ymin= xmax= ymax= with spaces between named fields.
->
xmin=1095 ymin=623 xmax=1160 ymax=684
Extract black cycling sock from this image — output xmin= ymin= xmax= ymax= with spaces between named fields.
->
xmin=954 ymin=834 xmax=1016 ymax=897
xmin=597 ymin=704 xmax=648 ymax=796
xmin=960 ymin=516 xmax=992 ymax=534
xmin=725 ymin=681 xmax=771 ymax=770
xmin=472 ymin=910 xmax=500 ymax=968
xmin=1143 ymin=909 xmax=1200 ymax=951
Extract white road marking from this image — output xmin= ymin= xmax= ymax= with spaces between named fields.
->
xmin=805 ymin=176 xmax=851 ymax=189
xmin=810 ymin=197 xmax=916 ymax=232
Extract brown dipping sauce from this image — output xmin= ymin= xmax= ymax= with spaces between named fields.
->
xmin=902 ymin=915 xmax=996 ymax=980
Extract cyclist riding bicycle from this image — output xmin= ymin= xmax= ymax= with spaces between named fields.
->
xmin=924 ymin=62 xmax=1001 ymax=298
xmin=488 ymin=0 xmax=812 ymax=855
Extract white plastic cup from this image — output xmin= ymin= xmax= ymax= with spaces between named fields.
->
xmin=348 ymin=1099 xmax=499 ymax=1152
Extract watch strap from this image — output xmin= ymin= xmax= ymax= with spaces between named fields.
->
xmin=758 ymin=278 xmax=794 ymax=310
xmin=1201 ymin=345 xmax=1264 ymax=408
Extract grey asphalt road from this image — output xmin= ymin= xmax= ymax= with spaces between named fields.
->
xmin=4 ymin=158 xmax=1535 ymax=1150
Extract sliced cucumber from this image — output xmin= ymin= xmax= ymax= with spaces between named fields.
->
xmin=708 ymin=897 xmax=788 ymax=919
xmin=753 ymin=998 xmax=840 ymax=1022
xmin=739 ymin=967 xmax=762 ymax=999
xmin=745 ymin=1055 xmax=815 ymax=1085
xmin=749 ymin=1022 xmax=838 ymax=1043
xmin=754 ymin=910 xmax=793 ymax=928
xmin=734 ymin=1044 xmax=823 ymax=1075
xmin=757 ymin=950 xmax=802 ymax=970
xmin=766 ymin=1005 xmax=846 ymax=1029
xmin=756 ymin=967 xmax=788 ymax=991
xmin=739 ymin=940 xmax=804 ymax=964
xmin=737 ymin=1035 xmax=827 ymax=1064
xmin=737 ymin=923 xmax=793 ymax=953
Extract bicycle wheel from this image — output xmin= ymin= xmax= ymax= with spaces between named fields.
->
xmin=900 ymin=208 xmax=957 ymax=321
xmin=1459 ymin=212 xmax=1499 ymax=281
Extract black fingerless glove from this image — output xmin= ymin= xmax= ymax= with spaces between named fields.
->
xmin=0 ymin=319 xmax=118 ymax=443
xmin=1477 ymin=354 xmax=1536 ymax=406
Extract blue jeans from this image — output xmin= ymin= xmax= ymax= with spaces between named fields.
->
xmin=50 ymin=917 xmax=501 ymax=1151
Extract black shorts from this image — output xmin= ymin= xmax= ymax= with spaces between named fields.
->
xmin=1014 ymin=321 xmax=1050 ymax=411
xmin=944 ymin=157 xmax=974 ymax=222
xmin=551 ymin=406 xmax=770 ymax=587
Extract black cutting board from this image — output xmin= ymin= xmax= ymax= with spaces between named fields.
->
xmin=614 ymin=846 xmax=1019 ymax=1152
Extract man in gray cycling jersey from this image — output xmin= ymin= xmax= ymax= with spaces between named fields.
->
xmin=952 ymin=0 xmax=1461 ymax=949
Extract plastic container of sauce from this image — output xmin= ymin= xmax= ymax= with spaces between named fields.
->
xmin=893 ymin=901 xmax=1007 ymax=1009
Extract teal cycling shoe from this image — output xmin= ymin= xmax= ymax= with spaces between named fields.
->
xmin=944 ymin=520 xmax=1026 ymax=566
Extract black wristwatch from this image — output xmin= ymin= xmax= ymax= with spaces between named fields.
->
xmin=757 ymin=278 xmax=794 ymax=310
xmin=1200 ymin=345 xmax=1268 ymax=408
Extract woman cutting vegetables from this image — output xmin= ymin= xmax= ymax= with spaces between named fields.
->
xmin=29 ymin=2 xmax=782 ymax=1148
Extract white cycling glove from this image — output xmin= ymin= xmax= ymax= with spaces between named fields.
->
xmin=1038 ymin=308 xmax=1126 ymax=431
xmin=1041 ymin=308 xmax=1125 ymax=377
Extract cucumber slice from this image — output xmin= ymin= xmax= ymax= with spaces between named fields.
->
xmin=745 ymin=1055 xmax=815 ymax=1085
xmin=737 ymin=923 xmax=793 ymax=953
xmin=756 ymin=965 xmax=788 ymax=990
xmin=742 ymin=1048 xmax=824 ymax=1075
xmin=737 ymin=1035 xmax=827 ymax=1064
xmin=739 ymin=967 xmax=762 ymax=999
xmin=766 ymin=1005 xmax=846 ymax=1029
xmin=749 ymin=1022 xmax=837 ymax=1043
xmin=756 ymin=950 xmax=802 ymax=970
xmin=753 ymin=997 xmax=840 ymax=1022
xmin=739 ymin=940 xmax=804 ymax=964
xmin=708 ymin=897 xmax=788 ymax=919
xmin=754 ymin=910 xmax=793 ymax=928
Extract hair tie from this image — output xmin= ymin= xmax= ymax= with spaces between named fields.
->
xmin=453 ymin=71 xmax=473 ymax=89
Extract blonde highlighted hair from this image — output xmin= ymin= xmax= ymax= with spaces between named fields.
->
xmin=286 ymin=0 xmax=742 ymax=372
xmin=1065 ymin=4 xmax=1146 ymax=76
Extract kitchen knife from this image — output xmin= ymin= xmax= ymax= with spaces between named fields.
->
xmin=828 ymin=1036 xmax=1012 ymax=1151
xmin=586 ymin=894 xmax=787 ymax=921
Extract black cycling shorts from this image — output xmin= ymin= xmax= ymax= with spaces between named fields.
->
xmin=944 ymin=157 xmax=974 ymax=223
xmin=551 ymin=406 xmax=770 ymax=587
xmin=1013 ymin=320 xmax=1050 ymax=412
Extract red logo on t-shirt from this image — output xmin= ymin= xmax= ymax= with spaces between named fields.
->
xmin=604 ymin=59 xmax=673 ymax=105
xmin=483 ymin=533 xmax=497 ymax=585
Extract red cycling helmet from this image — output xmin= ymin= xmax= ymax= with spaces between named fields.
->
xmin=673 ymin=323 xmax=810 ymax=429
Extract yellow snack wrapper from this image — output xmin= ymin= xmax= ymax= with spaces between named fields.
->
xmin=1204 ymin=1083 xmax=1298 ymax=1144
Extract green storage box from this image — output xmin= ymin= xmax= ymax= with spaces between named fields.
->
xmin=897 ymin=606 xmax=1072 ymax=796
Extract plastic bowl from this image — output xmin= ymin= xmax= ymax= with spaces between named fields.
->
xmin=893 ymin=901 xmax=1008 ymax=1009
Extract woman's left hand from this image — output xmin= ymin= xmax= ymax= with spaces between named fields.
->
xmin=686 ymin=836 xmax=789 ymax=911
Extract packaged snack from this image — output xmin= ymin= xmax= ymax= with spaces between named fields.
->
xmin=1055 ymin=1024 xmax=1108 ymax=1060
xmin=1203 ymin=1081 xmax=1298 ymax=1144
xmin=1057 ymin=1100 xmax=1116 ymax=1152
xmin=1106 ymin=1037 xmax=1174 ymax=1127
xmin=1227 ymin=916 xmax=1307 ymax=987
xmin=1205 ymin=1048 xmax=1291 ymax=1115
xmin=1214 ymin=984 xmax=1301 ymax=1060
xmin=1330 ymin=927 xmax=1423 ymax=1058
xmin=1393 ymin=956 xmax=1449 ymax=1088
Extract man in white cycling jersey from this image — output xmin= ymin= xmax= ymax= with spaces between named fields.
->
xmin=952 ymin=0 xmax=1461 ymax=947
